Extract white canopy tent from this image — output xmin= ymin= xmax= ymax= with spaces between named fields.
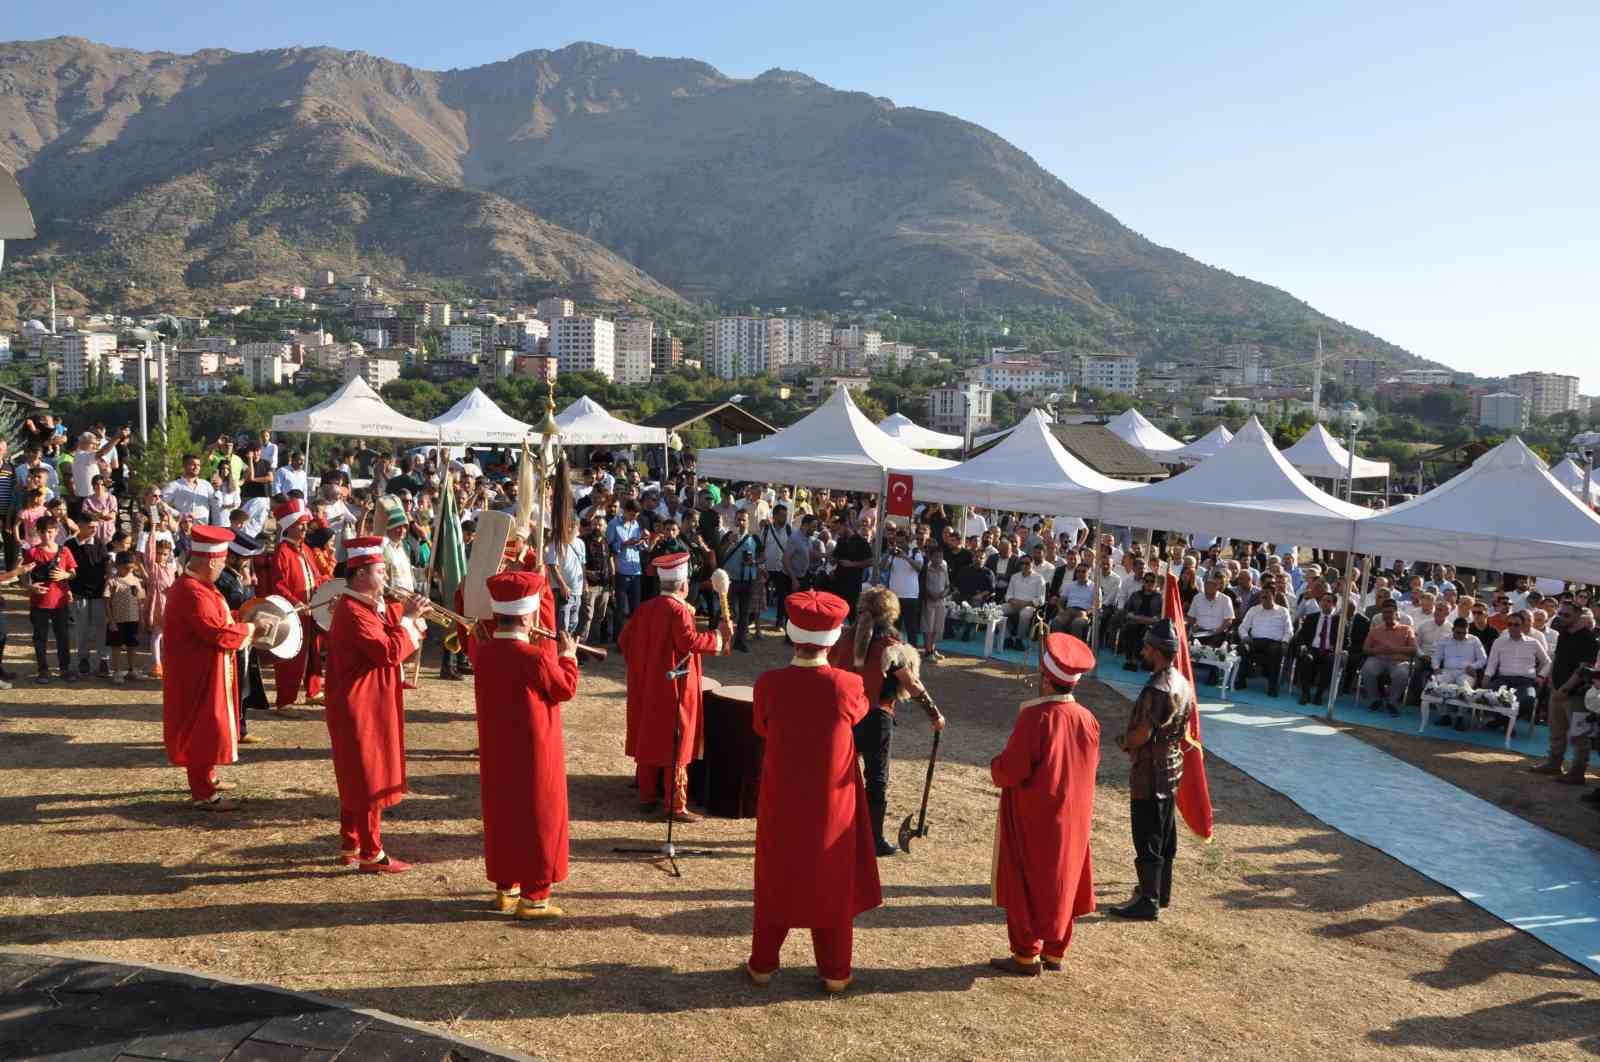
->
xmin=429 ymin=387 xmax=532 ymax=445
xmin=1100 ymin=418 xmax=1370 ymax=550
xmin=1105 ymin=408 xmax=1185 ymax=456
xmin=271 ymin=376 xmax=442 ymax=442
xmin=0 ymin=163 xmax=35 ymax=272
xmin=913 ymin=409 xmax=1133 ymax=517
xmin=1352 ymin=437 xmax=1600 ymax=583
xmin=1169 ymin=423 xmax=1234 ymax=464
xmin=1549 ymin=456 xmax=1598 ymax=499
xmin=554 ymin=396 xmax=668 ymax=447
xmin=1281 ymin=423 xmax=1391 ymax=480
xmin=695 ymin=385 xmax=955 ymax=493
xmin=876 ymin=412 xmax=965 ymax=452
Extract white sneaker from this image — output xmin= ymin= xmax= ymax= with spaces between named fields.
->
xmin=109 ymin=672 xmax=126 ymax=685
xmin=0 ymin=678 xmax=12 ymax=690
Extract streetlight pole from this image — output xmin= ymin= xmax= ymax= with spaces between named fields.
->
xmin=1345 ymin=422 xmax=1359 ymax=503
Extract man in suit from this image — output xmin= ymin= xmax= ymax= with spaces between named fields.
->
xmin=1294 ymin=591 xmax=1342 ymax=706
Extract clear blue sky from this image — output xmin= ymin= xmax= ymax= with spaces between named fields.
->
xmin=10 ymin=2 xmax=1599 ymax=389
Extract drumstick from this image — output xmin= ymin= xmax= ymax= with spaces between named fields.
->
xmin=527 ymin=623 xmax=608 ymax=663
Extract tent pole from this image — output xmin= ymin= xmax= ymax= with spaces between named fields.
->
xmin=871 ymin=466 xmax=888 ymax=569
xmin=1087 ymin=515 xmax=1102 ymax=677
xmin=1324 ymin=523 xmax=1362 ymax=721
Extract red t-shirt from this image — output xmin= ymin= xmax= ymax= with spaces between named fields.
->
xmin=26 ymin=545 xmax=77 ymax=609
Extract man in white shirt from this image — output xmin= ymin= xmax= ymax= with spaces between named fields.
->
xmin=162 ymin=454 xmax=216 ymax=521
xmin=962 ymin=508 xmax=989 ymax=539
xmin=883 ymin=525 xmax=926 ymax=647
xmin=273 ymin=450 xmax=308 ymax=498
xmin=1237 ymin=590 xmax=1294 ymax=697
xmin=759 ymin=503 xmax=795 ymax=633
xmin=1051 ymin=562 xmax=1098 ymax=639
xmin=1483 ymin=611 xmax=1551 ymax=722
xmin=381 ymin=502 xmax=416 ymax=594
xmin=70 ymin=430 xmax=122 ymax=499
xmin=1430 ymin=617 xmax=1489 ymax=729
xmin=1187 ymin=573 xmax=1237 ymax=647
xmin=1002 ymin=555 xmax=1046 ymax=651
xmin=258 ymin=429 xmax=279 ymax=469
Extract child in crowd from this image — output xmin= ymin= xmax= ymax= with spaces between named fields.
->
xmin=139 ymin=530 xmax=177 ymax=680
xmin=23 ymin=515 xmax=78 ymax=684
xmin=306 ymin=526 xmax=338 ymax=581
xmin=65 ymin=518 xmax=113 ymax=678
xmin=14 ymin=488 xmax=47 ymax=546
xmin=105 ymin=550 xmax=144 ymax=684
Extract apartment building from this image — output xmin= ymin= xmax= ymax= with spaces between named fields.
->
xmin=614 ymin=316 xmax=656 ymax=385
xmin=928 ymin=383 xmax=993 ymax=434
xmin=551 ymin=316 xmax=616 ymax=381
xmin=536 ymin=297 xmax=576 ymax=321
xmin=1508 ymin=371 xmax=1581 ymax=422
xmin=447 ymin=324 xmax=486 ymax=358
xmin=1071 ymin=352 xmax=1139 ymax=394
xmin=243 ymin=351 xmax=301 ymax=388
xmin=965 ymin=360 xmax=1067 ymax=393
xmin=343 ymin=356 xmax=401 ymax=390
xmin=651 ymin=331 xmax=684 ymax=373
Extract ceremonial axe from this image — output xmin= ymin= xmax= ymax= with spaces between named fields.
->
xmin=898 ymin=729 xmax=941 ymax=854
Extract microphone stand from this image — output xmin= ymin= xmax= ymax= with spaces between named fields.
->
xmin=613 ymin=651 xmax=717 ymax=876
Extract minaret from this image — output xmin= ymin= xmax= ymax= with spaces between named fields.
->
xmin=49 ymin=282 xmax=56 ymax=334
xmin=1311 ymin=330 xmax=1323 ymax=421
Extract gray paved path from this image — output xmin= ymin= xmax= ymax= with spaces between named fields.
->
xmin=0 ymin=951 xmax=535 ymax=1062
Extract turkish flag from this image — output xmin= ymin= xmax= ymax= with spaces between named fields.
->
xmin=1163 ymin=572 xmax=1214 ymax=841
xmin=885 ymin=473 xmax=915 ymax=518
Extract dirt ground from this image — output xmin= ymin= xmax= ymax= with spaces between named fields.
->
xmin=2 ymin=612 xmax=1598 ymax=1061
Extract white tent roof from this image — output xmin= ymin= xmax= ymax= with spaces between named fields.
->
xmin=1352 ymin=437 xmax=1600 ymax=582
xmin=270 ymin=376 xmax=441 ymax=440
xmin=429 ymin=387 xmax=532 ymax=445
xmin=1170 ymin=423 xmax=1234 ymax=463
xmin=554 ymin=396 xmax=668 ymax=447
xmin=1101 ymin=418 xmax=1370 ymax=549
xmin=877 ymin=412 xmax=964 ymax=451
xmin=695 ymin=385 xmax=956 ymax=492
xmin=1281 ymin=423 xmax=1391 ymax=480
xmin=913 ymin=409 xmax=1134 ymax=516
xmin=0 ymin=164 xmax=35 ymax=239
xmin=1106 ymin=408 xmax=1184 ymax=455
xmin=1549 ymin=456 xmax=1598 ymax=498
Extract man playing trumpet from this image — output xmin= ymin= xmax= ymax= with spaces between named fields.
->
xmin=323 ymin=535 xmax=430 ymax=872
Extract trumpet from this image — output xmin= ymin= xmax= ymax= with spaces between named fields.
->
xmin=384 ymin=588 xmax=473 ymax=628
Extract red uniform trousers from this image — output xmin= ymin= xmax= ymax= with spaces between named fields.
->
xmin=750 ymin=921 xmax=853 ymax=982
xmin=338 ymin=806 xmax=384 ymax=860
xmin=185 ymin=766 xmax=217 ymax=802
xmin=636 ymin=763 xmax=689 ymax=813
xmin=274 ymin=630 xmax=323 ymax=708
xmin=1006 ymin=911 xmax=1074 ymax=962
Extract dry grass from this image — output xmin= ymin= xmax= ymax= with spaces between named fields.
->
xmin=1 ymin=617 xmax=1597 ymax=1061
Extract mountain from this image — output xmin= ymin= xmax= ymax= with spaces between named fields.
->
xmin=0 ymin=37 xmax=1427 ymax=371
xmin=0 ymin=38 xmax=678 ymax=312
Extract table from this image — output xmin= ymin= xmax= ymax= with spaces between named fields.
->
xmin=1191 ymin=650 xmax=1240 ymax=695
xmin=1419 ymin=690 xmax=1523 ymax=749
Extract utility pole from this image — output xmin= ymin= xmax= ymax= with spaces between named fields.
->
xmin=1311 ymin=330 xmax=1323 ymax=421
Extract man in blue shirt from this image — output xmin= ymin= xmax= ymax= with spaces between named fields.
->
xmin=606 ymin=499 xmax=648 ymax=641
xmin=716 ymin=508 xmax=759 ymax=652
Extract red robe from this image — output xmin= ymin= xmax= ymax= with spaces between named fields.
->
xmin=269 ymin=538 xmax=326 ymax=697
xmin=618 ymin=594 xmax=720 ymax=766
xmin=161 ymin=574 xmax=253 ymax=768
xmin=323 ymin=593 xmax=422 ymax=811
xmin=752 ymin=661 xmax=882 ymax=927
xmin=268 ymin=539 xmax=322 ymax=604
xmin=469 ymin=632 xmax=580 ymax=887
xmin=990 ymin=693 xmax=1101 ymax=941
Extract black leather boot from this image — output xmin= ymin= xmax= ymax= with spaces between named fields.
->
xmin=1108 ymin=863 xmax=1161 ymax=921
xmin=869 ymin=797 xmax=896 ymax=857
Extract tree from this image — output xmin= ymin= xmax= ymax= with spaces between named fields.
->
xmin=128 ymin=398 xmax=197 ymax=497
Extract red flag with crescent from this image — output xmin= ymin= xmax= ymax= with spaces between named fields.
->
xmin=1164 ymin=571 xmax=1214 ymax=840
xmin=886 ymin=473 xmax=915 ymax=518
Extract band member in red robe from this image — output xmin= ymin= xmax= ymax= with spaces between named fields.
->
xmin=161 ymin=526 xmax=278 ymax=810
xmin=618 ymin=551 xmax=730 ymax=821
xmin=989 ymin=632 xmax=1101 ymax=975
xmin=268 ymin=498 xmax=325 ymax=712
xmin=747 ymin=590 xmax=882 ymax=994
xmin=323 ymin=535 xmax=429 ymax=872
xmin=469 ymin=570 xmax=580 ymax=918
